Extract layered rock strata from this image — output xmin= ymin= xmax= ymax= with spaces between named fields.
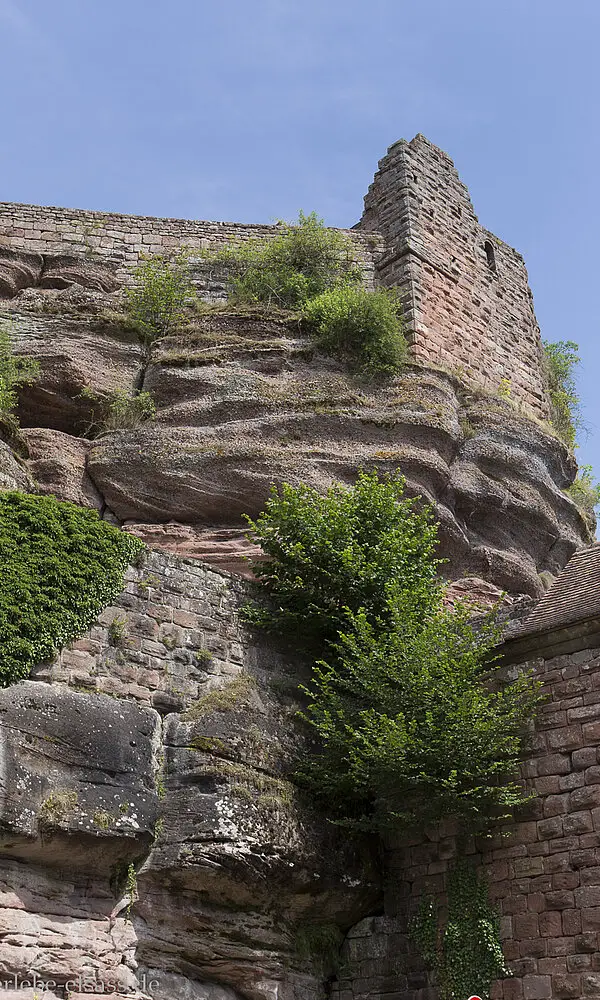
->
xmin=1 ymin=294 xmax=590 ymax=599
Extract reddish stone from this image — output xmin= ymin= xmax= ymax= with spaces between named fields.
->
xmin=575 ymin=932 xmax=598 ymax=952
xmin=537 ymin=817 xmax=563 ymax=840
xmin=522 ymin=974 xmax=552 ymax=998
xmin=581 ymin=972 xmax=600 ymax=994
xmin=582 ymin=907 xmax=600 ymax=930
xmin=551 ymin=973 xmax=582 ymax=997
xmin=543 ymin=794 xmax=569 ymax=817
xmin=537 ymin=754 xmax=572 ymax=776
xmin=563 ymin=810 xmax=594 ymax=835
xmin=562 ymin=909 xmax=582 ymax=935
xmin=515 ymin=913 xmax=540 ymax=938
xmin=547 ymin=726 xmax=583 ymax=751
xmin=546 ymin=890 xmax=575 ymax=909
xmin=553 ymin=873 xmax=580 ymax=890
xmin=539 ymin=910 xmax=563 ymax=937
xmin=568 ymin=953 xmax=593 ymax=972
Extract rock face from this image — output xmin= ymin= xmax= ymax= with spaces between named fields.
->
xmin=84 ymin=310 xmax=586 ymax=598
xmin=0 ymin=552 xmax=379 ymax=1000
xmin=0 ymin=297 xmax=589 ymax=597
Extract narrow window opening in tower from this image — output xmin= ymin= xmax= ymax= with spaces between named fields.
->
xmin=484 ymin=240 xmax=497 ymax=273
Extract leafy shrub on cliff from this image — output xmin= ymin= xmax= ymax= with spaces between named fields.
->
xmin=542 ymin=339 xmax=581 ymax=447
xmin=566 ymin=464 xmax=600 ymax=524
xmin=0 ymin=322 xmax=39 ymax=419
xmin=81 ymin=387 xmax=156 ymax=436
xmin=244 ymin=470 xmax=541 ymax=835
xmin=303 ymin=285 xmax=406 ymax=374
xmin=0 ymin=492 xmax=143 ymax=687
xmin=125 ymin=249 xmax=195 ymax=341
xmin=206 ymin=211 xmax=362 ymax=309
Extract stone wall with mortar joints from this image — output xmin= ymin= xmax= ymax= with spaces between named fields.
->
xmin=0 ymin=201 xmax=382 ymax=295
xmin=331 ymin=641 xmax=600 ymax=1000
xmin=358 ymin=135 xmax=550 ymax=421
xmin=30 ymin=549 xmax=258 ymax=714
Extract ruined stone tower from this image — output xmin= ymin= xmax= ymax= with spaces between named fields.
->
xmin=357 ymin=134 xmax=549 ymax=419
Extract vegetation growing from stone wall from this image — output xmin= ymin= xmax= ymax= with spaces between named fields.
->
xmin=566 ymin=464 xmax=600 ymax=524
xmin=125 ymin=249 xmax=195 ymax=342
xmin=303 ymin=285 xmax=406 ymax=375
xmin=0 ymin=321 xmax=39 ymax=425
xmin=201 ymin=212 xmax=406 ymax=374
xmin=81 ymin=387 xmax=156 ymax=435
xmin=410 ymin=860 xmax=510 ymax=1000
xmin=244 ymin=470 xmax=541 ymax=834
xmin=0 ymin=492 xmax=143 ymax=687
xmin=245 ymin=471 xmax=541 ymax=996
xmin=206 ymin=211 xmax=362 ymax=309
xmin=542 ymin=339 xmax=581 ymax=447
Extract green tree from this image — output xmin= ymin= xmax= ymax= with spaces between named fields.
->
xmin=244 ymin=470 xmax=541 ymax=835
xmin=0 ymin=322 xmax=39 ymax=418
xmin=567 ymin=464 xmax=600 ymax=525
xmin=302 ymin=285 xmax=407 ymax=375
xmin=542 ymin=339 xmax=581 ymax=447
xmin=205 ymin=211 xmax=362 ymax=309
xmin=244 ymin=470 xmax=440 ymax=652
xmin=125 ymin=249 xmax=195 ymax=342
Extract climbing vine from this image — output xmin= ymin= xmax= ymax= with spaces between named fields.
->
xmin=410 ymin=861 xmax=510 ymax=1000
xmin=0 ymin=491 xmax=143 ymax=687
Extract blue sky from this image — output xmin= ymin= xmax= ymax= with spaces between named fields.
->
xmin=1 ymin=0 xmax=599 ymax=473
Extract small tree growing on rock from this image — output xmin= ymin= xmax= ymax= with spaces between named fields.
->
xmin=0 ymin=321 xmax=39 ymax=422
xmin=125 ymin=249 xmax=196 ymax=342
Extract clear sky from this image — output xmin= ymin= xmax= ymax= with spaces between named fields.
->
xmin=1 ymin=0 xmax=599 ymax=473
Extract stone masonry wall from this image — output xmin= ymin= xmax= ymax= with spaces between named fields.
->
xmin=0 ymin=201 xmax=381 ymax=296
xmin=358 ymin=134 xmax=550 ymax=421
xmin=31 ymin=548 xmax=252 ymax=714
xmin=332 ymin=641 xmax=600 ymax=1000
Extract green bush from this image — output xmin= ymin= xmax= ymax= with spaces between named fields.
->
xmin=244 ymin=470 xmax=541 ymax=835
xmin=125 ymin=249 xmax=195 ymax=342
xmin=205 ymin=211 xmax=362 ymax=309
xmin=542 ymin=339 xmax=581 ymax=447
xmin=243 ymin=470 xmax=441 ymax=652
xmin=567 ymin=464 xmax=600 ymax=523
xmin=0 ymin=492 xmax=143 ymax=687
xmin=81 ymin=387 xmax=156 ymax=435
xmin=0 ymin=322 xmax=39 ymax=418
xmin=302 ymin=285 xmax=406 ymax=374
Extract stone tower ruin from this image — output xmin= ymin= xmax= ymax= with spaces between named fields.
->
xmin=357 ymin=134 xmax=549 ymax=419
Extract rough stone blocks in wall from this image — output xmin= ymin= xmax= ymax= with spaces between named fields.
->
xmin=358 ymin=134 xmax=550 ymax=421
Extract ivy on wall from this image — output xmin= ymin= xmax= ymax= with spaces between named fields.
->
xmin=0 ymin=491 xmax=143 ymax=687
xmin=410 ymin=861 xmax=510 ymax=1000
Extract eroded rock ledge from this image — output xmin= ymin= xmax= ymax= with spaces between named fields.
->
xmin=2 ymin=298 xmax=590 ymax=600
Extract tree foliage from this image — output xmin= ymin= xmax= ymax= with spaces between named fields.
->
xmin=0 ymin=492 xmax=143 ymax=687
xmin=244 ymin=470 xmax=541 ymax=835
xmin=566 ymin=464 xmax=600 ymax=525
xmin=302 ymin=285 xmax=407 ymax=375
xmin=205 ymin=211 xmax=362 ymax=310
xmin=0 ymin=321 xmax=39 ymax=417
xmin=542 ymin=339 xmax=581 ymax=447
xmin=125 ymin=249 xmax=195 ymax=342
